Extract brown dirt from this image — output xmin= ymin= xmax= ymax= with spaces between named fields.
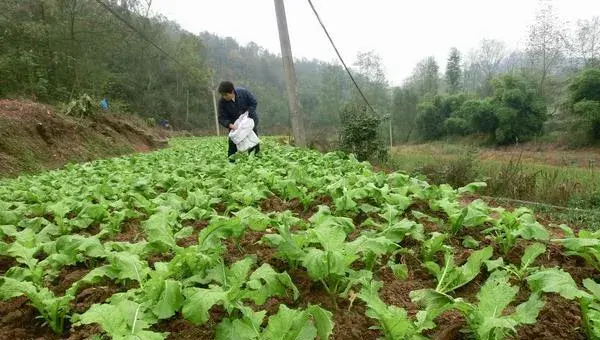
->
xmin=429 ymin=310 xmax=467 ymax=340
xmin=223 ymin=231 xmax=279 ymax=268
xmin=154 ymin=309 xmax=226 ymax=340
xmin=260 ymin=195 xmax=333 ymax=220
xmin=377 ymin=267 xmax=434 ymax=317
xmin=146 ymin=252 xmax=175 ymax=269
xmin=112 ymin=218 xmax=144 ymax=242
xmin=0 ymin=296 xmax=62 ymax=340
xmin=288 ymin=268 xmax=382 ymax=340
xmin=176 ymin=220 xmax=208 ymax=248
xmin=48 ymin=265 xmax=92 ymax=295
xmin=514 ymin=293 xmax=586 ymax=340
xmin=76 ymin=223 xmax=102 ymax=237
xmin=71 ymin=280 xmax=125 ymax=314
xmin=0 ymin=255 xmax=16 ymax=275
xmin=0 ymin=99 xmax=166 ymax=178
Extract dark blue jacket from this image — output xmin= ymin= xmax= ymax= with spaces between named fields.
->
xmin=218 ymin=87 xmax=258 ymax=130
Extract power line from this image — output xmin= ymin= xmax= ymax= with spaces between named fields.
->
xmin=307 ymin=0 xmax=379 ymax=116
xmin=94 ymin=0 xmax=207 ymax=81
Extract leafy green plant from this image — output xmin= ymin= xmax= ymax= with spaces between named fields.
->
xmin=527 ymin=268 xmax=590 ymax=300
xmin=215 ymin=304 xmax=334 ymax=340
xmin=181 ymin=257 xmax=299 ymax=325
xmin=64 ymin=93 xmax=97 ymax=117
xmin=484 ymin=207 xmax=549 ymax=254
xmin=0 ymin=277 xmax=74 ymax=334
xmin=453 ymin=271 xmax=545 ymax=340
xmin=581 ymin=278 xmax=600 ymax=339
xmin=423 ymin=246 xmax=493 ymax=294
xmin=300 ymin=223 xmax=371 ymax=308
xmin=485 ymin=243 xmax=546 ymax=280
xmin=358 ymin=280 xmax=426 ymax=340
xmin=73 ymin=298 xmax=166 ymax=340
xmin=552 ymin=225 xmax=600 ymax=271
xmin=339 ymin=103 xmax=388 ymax=162
xmin=421 ymin=232 xmax=451 ymax=261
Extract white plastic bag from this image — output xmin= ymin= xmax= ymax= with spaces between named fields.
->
xmin=228 ymin=112 xmax=260 ymax=152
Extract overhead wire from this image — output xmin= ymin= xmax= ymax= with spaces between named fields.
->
xmin=94 ymin=0 xmax=211 ymax=85
xmin=307 ymin=0 xmax=380 ymax=116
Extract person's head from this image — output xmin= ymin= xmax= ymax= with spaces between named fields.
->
xmin=218 ymin=81 xmax=235 ymax=101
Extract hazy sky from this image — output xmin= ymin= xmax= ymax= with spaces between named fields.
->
xmin=150 ymin=0 xmax=599 ymax=86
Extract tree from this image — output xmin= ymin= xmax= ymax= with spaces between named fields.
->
xmin=410 ymin=57 xmax=439 ymax=96
xmin=415 ymin=99 xmax=446 ymax=141
xmin=414 ymin=94 xmax=465 ymax=140
xmin=446 ymin=47 xmax=462 ymax=94
xmin=458 ymin=99 xmax=498 ymax=134
xmin=491 ymin=75 xmax=547 ymax=144
xmin=568 ymin=68 xmax=600 ymax=143
xmin=527 ymin=0 xmax=568 ymax=96
xmin=571 ymin=17 xmax=600 ymax=67
xmin=339 ymin=103 xmax=387 ymax=162
xmin=469 ymin=39 xmax=506 ymax=96
xmin=392 ymin=85 xmax=419 ymax=142
xmin=353 ymin=50 xmax=390 ymax=114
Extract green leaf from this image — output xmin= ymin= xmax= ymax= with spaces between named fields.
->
xmin=174 ymin=226 xmax=194 ymax=240
xmin=462 ymin=236 xmax=480 ymax=249
xmin=389 ymin=262 xmax=409 ymax=280
xmin=110 ymin=252 xmax=150 ymax=283
xmin=458 ymin=182 xmax=487 ymax=194
xmin=485 ymin=258 xmax=505 ymax=272
xmin=431 ymin=246 xmax=493 ymax=293
xmin=306 ymin=305 xmax=334 ymax=340
xmin=234 ymin=207 xmax=271 ymax=231
xmin=527 ymin=268 xmax=591 ymax=300
xmin=512 ymin=293 xmax=545 ymax=324
xmin=143 ymin=209 xmax=177 ymax=251
xmin=520 ymin=243 xmax=546 ymax=269
xmin=182 ymin=286 xmax=227 ymax=325
xmin=152 ymin=279 xmax=184 ymax=319
xmin=380 ymin=219 xmax=424 ymax=243
xmin=262 ymin=305 xmax=317 ymax=340
xmin=584 ymin=278 xmax=600 ymax=299
xmin=75 ymin=299 xmax=166 ymax=339
xmin=216 ymin=308 xmax=265 ymax=340
xmin=358 ymin=280 xmax=419 ymax=339
xmin=310 ymin=224 xmax=347 ymax=251
xmin=422 ymin=232 xmax=449 ymax=261
xmin=302 ymin=248 xmax=329 ymax=280
xmin=244 ymin=264 xmax=299 ymax=305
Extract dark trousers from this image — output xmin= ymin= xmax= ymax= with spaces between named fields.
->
xmin=228 ymin=128 xmax=260 ymax=160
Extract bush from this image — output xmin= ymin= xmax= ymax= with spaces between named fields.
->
xmin=63 ymin=94 xmax=97 ymax=117
xmin=412 ymin=148 xmax=479 ymax=188
xmin=459 ymin=99 xmax=498 ymax=134
xmin=444 ymin=117 xmax=471 ymax=136
xmin=567 ymin=68 xmax=600 ymax=143
xmin=491 ymin=75 xmax=546 ymax=145
xmin=339 ymin=103 xmax=388 ymax=162
xmin=569 ymin=68 xmax=600 ymax=103
xmin=415 ymin=100 xmax=446 ymax=141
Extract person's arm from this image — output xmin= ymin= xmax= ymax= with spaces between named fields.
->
xmin=217 ymin=101 xmax=235 ymax=129
xmin=245 ymin=89 xmax=258 ymax=122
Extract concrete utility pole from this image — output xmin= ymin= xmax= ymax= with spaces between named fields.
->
xmin=212 ymin=88 xmax=220 ymax=136
xmin=186 ymin=89 xmax=189 ymax=123
xmin=274 ymin=0 xmax=306 ymax=147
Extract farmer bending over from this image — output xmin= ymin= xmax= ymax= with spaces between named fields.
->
xmin=217 ymin=81 xmax=260 ymax=159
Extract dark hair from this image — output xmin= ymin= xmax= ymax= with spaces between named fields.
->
xmin=218 ymin=81 xmax=234 ymax=94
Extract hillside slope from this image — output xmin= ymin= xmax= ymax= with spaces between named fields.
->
xmin=0 ymin=99 xmax=167 ymax=177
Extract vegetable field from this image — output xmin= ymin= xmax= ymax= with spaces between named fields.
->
xmin=1 ymin=138 xmax=599 ymax=340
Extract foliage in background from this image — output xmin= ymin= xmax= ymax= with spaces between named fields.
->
xmin=339 ymin=104 xmax=388 ymax=162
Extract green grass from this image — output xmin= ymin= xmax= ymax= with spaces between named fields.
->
xmin=386 ymin=143 xmax=600 ymax=209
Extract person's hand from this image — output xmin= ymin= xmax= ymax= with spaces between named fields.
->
xmin=229 ymin=123 xmax=236 ymax=130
